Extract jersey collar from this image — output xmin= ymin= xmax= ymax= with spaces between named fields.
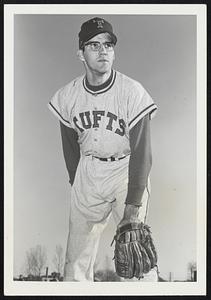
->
xmin=83 ymin=69 xmax=116 ymax=95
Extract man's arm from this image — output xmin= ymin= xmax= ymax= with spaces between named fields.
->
xmin=118 ymin=114 xmax=152 ymax=226
xmin=60 ymin=122 xmax=80 ymax=185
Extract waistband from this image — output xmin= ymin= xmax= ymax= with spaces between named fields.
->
xmin=85 ymin=154 xmax=128 ymax=162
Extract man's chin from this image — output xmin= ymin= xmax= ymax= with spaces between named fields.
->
xmin=96 ymin=66 xmax=112 ymax=75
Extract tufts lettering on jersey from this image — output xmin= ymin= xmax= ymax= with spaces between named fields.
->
xmin=73 ymin=110 xmax=126 ymax=137
xmin=48 ymin=70 xmax=157 ymax=157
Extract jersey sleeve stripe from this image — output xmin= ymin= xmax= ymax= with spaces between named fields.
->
xmin=129 ymin=104 xmax=157 ymax=129
xmin=48 ymin=102 xmax=71 ymax=127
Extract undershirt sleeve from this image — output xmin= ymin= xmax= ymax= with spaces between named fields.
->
xmin=125 ymin=114 xmax=152 ymax=206
xmin=60 ymin=122 xmax=80 ymax=185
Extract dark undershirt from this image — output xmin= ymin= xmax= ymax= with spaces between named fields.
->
xmin=60 ymin=122 xmax=80 ymax=185
xmin=125 ymin=114 xmax=152 ymax=206
xmin=59 ymin=114 xmax=152 ymax=206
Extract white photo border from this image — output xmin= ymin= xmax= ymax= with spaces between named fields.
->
xmin=4 ymin=4 xmax=207 ymax=296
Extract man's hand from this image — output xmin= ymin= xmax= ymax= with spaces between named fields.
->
xmin=117 ymin=204 xmax=141 ymax=229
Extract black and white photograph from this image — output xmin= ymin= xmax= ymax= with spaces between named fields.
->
xmin=4 ymin=4 xmax=206 ymax=296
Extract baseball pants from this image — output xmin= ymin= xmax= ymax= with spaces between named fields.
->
xmin=63 ymin=155 xmax=158 ymax=282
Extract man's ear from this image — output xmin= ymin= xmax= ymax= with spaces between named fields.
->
xmin=77 ymin=50 xmax=85 ymax=62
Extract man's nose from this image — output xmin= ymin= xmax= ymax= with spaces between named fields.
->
xmin=99 ymin=44 xmax=107 ymax=53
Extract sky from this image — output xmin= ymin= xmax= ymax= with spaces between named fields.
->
xmin=12 ymin=13 xmax=198 ymax=281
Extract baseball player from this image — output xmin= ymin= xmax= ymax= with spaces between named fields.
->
xmin=48 ymin=17 xmax=157 ymax=282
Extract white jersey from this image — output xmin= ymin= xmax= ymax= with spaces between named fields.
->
xmin=48 ymin=70 xmax=157 ymax=158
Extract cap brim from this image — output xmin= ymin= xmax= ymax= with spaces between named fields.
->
xmin=80 ymin=30 xmax=117 ymax=48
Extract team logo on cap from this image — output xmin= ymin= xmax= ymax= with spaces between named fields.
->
xmin=93 ymin=19 xmax=104 ymax=29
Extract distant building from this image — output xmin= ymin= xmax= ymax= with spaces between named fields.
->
xmin=14 ymin=272 xmax=63 ymax=281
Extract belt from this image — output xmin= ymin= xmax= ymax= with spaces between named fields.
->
xmin=87 ymin=155 xmax=127 ymax=162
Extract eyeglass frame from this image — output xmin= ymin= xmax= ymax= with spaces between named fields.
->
xmin=83 ymin=41 xmax=115 ymax=52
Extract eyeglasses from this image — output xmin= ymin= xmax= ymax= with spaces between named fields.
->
xmin=84 ymin=41 xmax=114 ymax=52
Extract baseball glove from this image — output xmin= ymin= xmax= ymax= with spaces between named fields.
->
xmin=112 ymin=222 xmax=158 ymax=279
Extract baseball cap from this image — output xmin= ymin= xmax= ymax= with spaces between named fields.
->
xmin=78 ymin=17 xmax=117 ymax=49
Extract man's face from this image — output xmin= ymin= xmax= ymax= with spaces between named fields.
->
xmin=80 ymin=33 xmax=115 ymax=75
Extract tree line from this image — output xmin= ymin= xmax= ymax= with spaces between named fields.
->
xmin=15 ymin=244 xmax=197 ymax=282
xmin=17 ymin=244 xmax=64 ymax=280
xmin=16 ymin=244 xmax=120 ymax=281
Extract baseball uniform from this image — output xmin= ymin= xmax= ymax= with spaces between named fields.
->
xmin=48 ymin=69 xmax=157 ymax=281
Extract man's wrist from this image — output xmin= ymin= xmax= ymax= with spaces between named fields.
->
xmin=123 ymin=204 xmax=140 ymax=219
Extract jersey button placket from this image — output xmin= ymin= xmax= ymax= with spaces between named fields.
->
xmin=92 ymin=94 xmax=101 ymax=148
xmin=93 ymin=124 xmax=99 ymax=142
xmin=93 ymin=105 xmax=98 ymax=132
